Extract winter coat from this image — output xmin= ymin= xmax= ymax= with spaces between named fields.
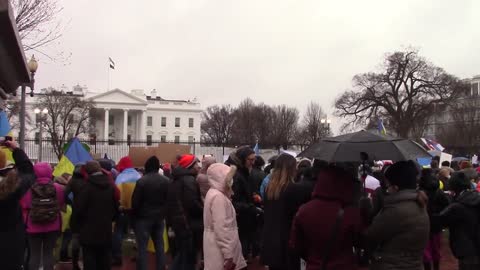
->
xmin=365 ymin=190 xmax=430 ymax=270
xmin=290 ymin=169 xmax=364 ymax=270
xmin=438 ymin=190 xmax=480 ymax=259
xmin=259 ymin=174 xmax=271 ymax=199
xmin=0 ymin=148 xmax=35 ymax=269
xmin=419 ymin=179 xmax=450 ymax=234
xmin=64 ymin=166 xmax=87 ymax=233
xmin=76 ymin=172 xmax=119 ymax=246
xmin=132 ymin=172 xmax=170 ymax=220
xmin=196 ymin=173 xmax=210 ymax=201
xmin=203 ymin=164 xmax=246 ymax=270
xmin=250 ymin=168 xmax=266 ymax=193
xmin=262 ymin=182 xmax=308 ymax=270
xmin=20 ymin=162 xmax=65 ymax=234
xmin=116 ymin=156 xmax=141 ymax=210
xmin=166 ymin=166 xmax=204 ymax=235
xmin=231 ymin=165 xmax=256 ymax=232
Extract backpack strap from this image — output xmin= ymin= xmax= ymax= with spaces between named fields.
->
xmin=321 ymin=207 xmax=345 ymax=270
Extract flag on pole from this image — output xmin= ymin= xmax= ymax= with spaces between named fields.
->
xmin=53 ymin=137 xmax=93 ymax=177
xmin=253 ymin=142 xmax=260 ymax=155
xmin=109 ymin=57 xmax=115 ymax=69
xmin=377 ymin=119 xmax=387 ymax=135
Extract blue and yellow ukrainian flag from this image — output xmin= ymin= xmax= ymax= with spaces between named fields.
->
xmin=53 ymin=137 xmax=92 ymax=177
xmin=0 ymin=111 xmax=14 ymax=163
xmin=378 ymin=119 xmax=387 ymax=135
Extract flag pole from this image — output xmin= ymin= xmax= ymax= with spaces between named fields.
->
xmin=107 ymin=58 xmax=110 ymax=92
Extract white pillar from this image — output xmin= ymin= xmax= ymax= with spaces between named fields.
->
xmin=104 ymin=108 xmax=110 ymax=140
xmin=123 ymin=109 xmax=129 ymax=141
xmin=140 ymin=109 xmax=147 ymax=141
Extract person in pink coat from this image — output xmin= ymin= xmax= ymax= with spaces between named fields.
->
xmin=203 ymin=163 xmax=246 ymax=270
xmin=20 ymin=162 xmax=65 ymax=270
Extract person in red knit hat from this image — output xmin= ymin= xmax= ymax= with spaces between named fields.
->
xmin=167 ymin=154 xmax=203 ymax=270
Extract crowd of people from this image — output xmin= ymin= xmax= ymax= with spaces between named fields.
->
xmin=2 ymin=140 xmax=480 ymax=270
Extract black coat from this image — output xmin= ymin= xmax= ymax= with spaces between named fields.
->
xmin=0 ymin=149 xmax=34 ymax=270
xmin=76 ymin=172 xmax=119 ymax=247
xmin=65 ymin=170 xmax=87 ymax=233
xmin=132 ymin=172 xmax=170 ymax=220
xmin=262 ymin=182 xmax=307 ymax=270
xmin=250 ymin=168 xmax=266 ymax=193
xmin=166 ymin=167 xmax=203 ymax=235
xmin=232 ymin=166 xmax=257 ymax=231
xmin=438 ymin=190 xmax=480 ymax=259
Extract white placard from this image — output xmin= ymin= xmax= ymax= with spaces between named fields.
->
xmin=472 ymin=155 xmax=478 ymax=165
xmin=439 ymin=152 xmax=452 ymax=166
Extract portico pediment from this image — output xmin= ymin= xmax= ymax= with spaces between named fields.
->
xmin=89 ymin=88 xmax=148 ymax=106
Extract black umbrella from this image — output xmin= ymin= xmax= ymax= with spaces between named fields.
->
xmin=298 ymin=130 xmax=430 ymax=162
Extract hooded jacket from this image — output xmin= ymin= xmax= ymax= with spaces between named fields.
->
xmin=132 ymin=156 xmax=170 ymax=219
xmin=20 ymin=162 xmax=65 ymax=234
xmin=438 ymin=190 xmax=480 ymax=258
xmin=0 ymin=148 xmax=35 ymax=269
xmin=418 ymin=174 xmax=450 ymax=234
xmin=166 ymin=166 xmax=203 ymax=234
xmin=197 ymin=156 xmax=216 ymax=201
xmin=203 ymin=164 xmax=247 ymax=270
xmin=76 ymin=172 xmax=119 ymax=246
xmin=290 ymin=168 xmax=364 ymax=270
xmin=365 ymin=190 xmax=430 ymax=270
xmin=115 ymin=156 xmax=141 ymax=210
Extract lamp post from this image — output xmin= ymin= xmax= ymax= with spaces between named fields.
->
xmin=34 ymin=108 xmax=48 ymax=162
xmin=19 ymin=55 xmax=39 ymax=150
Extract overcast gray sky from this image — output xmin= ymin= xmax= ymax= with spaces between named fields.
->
xmin=33 ymin=0 xmax=480 ymax=132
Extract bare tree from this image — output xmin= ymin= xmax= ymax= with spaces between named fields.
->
xmin=12 ymin=0 xmax=64 ymax=58
xmin=251 ymin=103 xmax=276 ymax=146
xmin=335 ymin=49 xmax=467 ymax=138
xmin=299 ymin=102 xmax=329 ymax=144
xmin=270 ymin=105 xmax=299 ymax=149
xmin=232 ymin=98 xmax=257 ymax=144
xmin=35 ymin=89 xmax=96 ymax=159
xmin=201 ymin=105 xmax=236 ymax=146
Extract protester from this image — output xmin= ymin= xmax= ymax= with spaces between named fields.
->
xmin=295 ymin=159 xmax=311 ymax=183
xmin=76 ymin=160 xmax=119 ymax=270
xmin=227 ymin=146 xmax=259 ymax=261
xmin=55 ymin=173 xmax=73 ymax=263
xmin=0 ymin=141 xmax=35 ymax=270
xmin=21 ymin=162 xmax=65 ymax=270
xmin=291 ymin=162 xmax=364 ymax=270
xmin=166 ymin=154 xmax=203 ymax=270
xmin=197 ymin=155 xmax=216 ymax=201
xmin=262 ymin=154 xmax=306 ymax=270
xmin=431 ymin=160 xmax=440 ymax=175
xmin=65 ymin=164 xmax=88 ymax=270
xmin=371 ymin=169 xmax=388 ymax=218
xmin=441 ymin=161 xmax=455 ymax=173
xmin=437 ymin=168 xmax=451 ymax=191
xmin=438 ymin=172 xmax=480 ymax=270
xmin=419 ymin=169 xmax=450 ymax=270
xmin=203 ymin=163 xmax=247 ymax=270
xmin=132 ymin=156 xmax=170 ymax=270
xmin=112 ymin=156 xmax=142 ymax=265
xmin=365 ymin=160 xmax=430 ymax=270
xmin=251 ymin=156 xmax=267 ymax=193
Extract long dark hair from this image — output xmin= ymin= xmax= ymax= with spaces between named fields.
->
xmin=266 ymin=154 xmax=297 ymax=200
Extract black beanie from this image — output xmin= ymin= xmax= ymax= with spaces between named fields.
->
xmin=385 ymin=160 xmax=419 ymax=190
xmin=144 ymin=156 xmax=160 ymax=174
xmin=449 ymin=172 xmax=471 ymax=193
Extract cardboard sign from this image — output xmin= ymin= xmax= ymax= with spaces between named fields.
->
xmin=129 ymin=143 xmax=191 ymax=168
xmin=439 ymin=152 xmax=452 ymax=167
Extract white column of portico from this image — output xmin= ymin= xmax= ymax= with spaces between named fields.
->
xmin=123 ymin=109 xmax=129 ymax=141
xmin=140 ymin=109 xmax=147 ymax=141
xmin=104 ymin=108 xmax=110 ymax=140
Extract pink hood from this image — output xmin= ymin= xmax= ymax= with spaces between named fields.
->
xmin=20 ymin=162 xmax=65 ymax=233
xmin=207 ymin=164 xmax=236 ymax=197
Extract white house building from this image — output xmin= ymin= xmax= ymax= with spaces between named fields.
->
xmin=24 ymin=85 xmax=202 ymax=143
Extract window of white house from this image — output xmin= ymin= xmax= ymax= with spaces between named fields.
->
xmin=189 ymin=118 xmax=194 ymax=128
xmin=161 ymin=117 xmax=167 ymax=127
xmin=147 ymin=135 xmax=152 ymax=146
xmin=109 ymin=115 xmax=114 ymax=125
xmin=175 ymin=117 xmax=180 ymax=128
xmin=147 ymin=116 xmax=153 ymax=126
xmin=188 ymin=136 xmax=194 ymax=142
xmin=128 ymin=116 xmax=132 ymax=126
xmin=34 ymin=132 xmax=40 ymax=144
xmin=174 ymin=136 xmax=180 ymax=144
xmin=161 ymin=135 xmax=167 ymax=143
